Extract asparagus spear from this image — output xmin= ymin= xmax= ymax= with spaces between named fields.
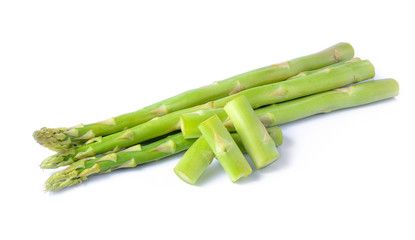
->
xmin=40 ymin=60 xmax=374 ymax=169
xmin=45 ymin=79 xmax=398 ymax=191
xmin=224 ymin=96 xmax=280 ymax=169
xmin=174 ymin=126 xmax=283 ymax=185
xmin=34 ymin=43 xmax=354 ymax=151
xmin=45 ymin=132 xmax=196 ymax=191
xmin=180 ymin=79 xmax=400 ymax=136
xmin=198 ymin=115 xmax=252 ymax=182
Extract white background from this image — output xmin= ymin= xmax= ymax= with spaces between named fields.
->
xmin=1 ymin=1 xmax=414 ymax=239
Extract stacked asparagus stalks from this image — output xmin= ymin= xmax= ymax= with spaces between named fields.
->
xmin=34 ymin=43 xmax=399 ymax=191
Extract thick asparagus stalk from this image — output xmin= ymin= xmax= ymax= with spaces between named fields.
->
xmin=180 ymin=79 xmax=399 ymax=136
xmin=224 ymin=96 xmax=280 ymax=169
xmin=198 ymin=115 xmax=252 ymax=182
xmin=41 ymin=60 xmax=374 ymax=169
xmin=174 ymin=126 xmax=283 ymax=185
xmin=34 ymin=43 xmax=354 ymax=151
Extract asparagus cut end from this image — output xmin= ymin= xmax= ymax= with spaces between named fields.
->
xmin=174 ymin=167 xmax=196 ymax=185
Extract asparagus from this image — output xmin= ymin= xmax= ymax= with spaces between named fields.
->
xmin=198 ymin=115 xmax=252 ymax=182
xmin=45 ymin=79 xmax=398 ymax=191
xmin=224 ymin=96 xmax=280 ymax=169
xmin=34 ymin=43 xmax=354 ymax=151
xmin=180 ymin=79 xmax=400 ymax=136
xmin=174 ymin=126 xmax=283 ymax=185
xmin=40 ymin=60 xmax=374 ymax=169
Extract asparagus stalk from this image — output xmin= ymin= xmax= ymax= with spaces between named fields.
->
xmin=198 ymin=115 xmax=252 ymax=182
xmin=41 ymin=60 xmax=374 ymax=169
xmin=288 ymin=57 xmax=361 ymax=79
xmin=174 ymin=126 xmax=283 ymax=185
xmin=34 ymin=43 xmax=354 ymax=151
xmin=45 ymin=132 xmax=197 ymax=191
xmin=224 ymin=96 xmax=280 ymax=169
xmin=180 ymin=79 xmax=400 ymax=136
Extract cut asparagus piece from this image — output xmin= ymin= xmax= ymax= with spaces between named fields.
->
xmin=180 ymin=79 xmax=400 ymax=136
xmin=224 ymin=96 xmax=280 ymax=169
xmin=40 ymin=60 xmax=374 ymax=169
xmin=199 ymin=115 xmax=252 ymax=182
xmin=174 ymin=126 xmax=283 ymax=185
xmin=34 ymin=43 xmax=354 ymax=151
xmin=45 ymin=79 xmax=398 ymax=191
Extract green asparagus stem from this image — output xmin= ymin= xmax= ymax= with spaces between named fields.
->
xmin=34 ymin=43 xmax=354 ymax=151
xmin=174 ymin=126 xmax=283 ymax=185
xmin=288 ymin=57 xmax=361 ymax=80
xmin=180 ymin=79 xmax=399 ymax=136
xmin=40 ymin=60 xmax=374 ymax=169
xmin=224 ymin=96 xmax=280 ymax=169
xmin=45 ymin=133 xmax=197 ymax=191
xmin=199 ymin=115 xmax=252 ymax=182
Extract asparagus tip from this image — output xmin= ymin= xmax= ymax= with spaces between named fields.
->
xmin=33 ymin=127 xmax=74 ymax=151
xmin=44 ymin=169 xmax=86 ymax=192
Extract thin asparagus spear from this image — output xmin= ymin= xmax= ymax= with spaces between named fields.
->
xmin=199 ymin=115 xmax=252 ymax=182
xmin=224 ymin=96 xmax=280 ymax=169
xmin=34 ymin=43 xmax=354 ymax=151
xmin=180 ymin=79 xmax=399 ymax=136
xmin=45 ymin=133 xmax=196 ymax=191
xmin=45 ymin=79 xmax=398 ymax=191
xmin=40 ymin=60 xmax=374 ymax=169
xmin=174 ymin=126 xmax=283 ymax=185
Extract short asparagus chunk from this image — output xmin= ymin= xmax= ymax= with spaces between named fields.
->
xmin=198 ymin=115 xmax=252 ymax=182
xmin=224 ymin=96 xmax=280 ymax=169
xmin=174 ymin=126 xmax=283 ymax=185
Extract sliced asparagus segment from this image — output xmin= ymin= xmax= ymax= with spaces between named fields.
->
xmin=224 ymin=96 xmax=280 ymax=169
xmin=180 ymin=79 xmax=400 ymax=136
xmin=199 ymin=115 xmax=252 ymax=182
xmin=34 ymin=43 xmax=354 ymax=151
xmin=174 ymin=126 xmax=283 ymax=185
xmin=40 ymin=60 xmax=374 ymax=169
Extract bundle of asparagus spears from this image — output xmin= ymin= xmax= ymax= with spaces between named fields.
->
xmin=34 ymin=42 xmax=399 ymax=191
